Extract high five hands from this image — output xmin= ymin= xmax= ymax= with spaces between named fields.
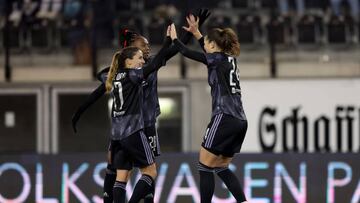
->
xmin=168 ymin=14 xmax=203 ymax=41
xmin=169 ymin=23 xmax=177 ymax=40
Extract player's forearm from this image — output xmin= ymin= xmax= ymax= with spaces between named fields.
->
xmin=72 ymin=84 xmax=106 ymax=132
xmin=198 ymin=37 xmax=206 ymax=52
xmin=173 ymin=39 xmax=207 ymax=64
xmin=193 ymin=30 xmax=203 ymax=40
xmin=143 ymin=37 xmax=172 ymax=76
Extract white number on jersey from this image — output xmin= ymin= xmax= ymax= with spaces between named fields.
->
xmin=113 ymin=81 xmax=124 ymax=112
xmin=228 ymin=57 xmax=241 ymax=94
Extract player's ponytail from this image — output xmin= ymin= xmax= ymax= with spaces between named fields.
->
xmin=106 ymin=51 xmax=121 ymax=92
xmin=207 ymin=28 xmax=240 ymax=56
xmin=106 ymin=46 xmax=141 ymax=93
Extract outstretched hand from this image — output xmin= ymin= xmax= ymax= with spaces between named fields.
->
xmin=166 ymin=24 xmax=171 ymax=37
xmin=182 ymin=14 xmax=199 ymax=34
xmin=169 ymin=23 xmax=177 ymax=40
xmin=182 ymin=14 xmax=203 ymax=40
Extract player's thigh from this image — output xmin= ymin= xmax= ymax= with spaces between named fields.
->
xmin=216 ymin=156 xmax=233 ymax=167
xmin=116 ymin=169 xmax=130 ymax=182
xmin=199 ymin=147 xmax=222 ymax=167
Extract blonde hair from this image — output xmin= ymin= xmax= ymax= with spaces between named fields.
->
xmin=106 ymin=51 xmax=121 ymax=92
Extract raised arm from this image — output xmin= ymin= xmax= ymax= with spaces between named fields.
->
xmin=142 ymin=34 xmax=172 ymax=77
xmin=183 ymin=14 xmax=207 ymax=52
xmin=173 ymin=38 xmax=207 ymax=64
xmin=71 ymin=83 xmax=106 ymax=133
xmin=170 ymin=23 xmax=207 ymax=64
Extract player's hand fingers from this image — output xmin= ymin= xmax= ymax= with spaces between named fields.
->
xmin=166 ymin=25 xmax=171 ymax=36
xmin=170 ymin=23 xmax=177 ymax=38
xmin=189 ymin=14 xmax=196 ymax=22
xmin=186 ymin=16 xmax=191 ymax=25
xmin=182 ymin=26 xmax=190 ymax=32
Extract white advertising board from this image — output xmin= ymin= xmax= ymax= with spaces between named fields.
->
xmin=241 ymin=79 xmax=360 ymax=153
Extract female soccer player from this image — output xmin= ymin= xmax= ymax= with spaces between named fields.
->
xmin=71 ymin=29 xmax=156 ymax=203
xmin=169 ymin=18 xmax=248 ymax=203
xmin=72 ymin=9 xmax=211 ymax=203
xmin=107 ymin=26 xmax=172 ymax=203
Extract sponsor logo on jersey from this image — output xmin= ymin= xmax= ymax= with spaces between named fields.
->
xmin=142 ymin=80 xmax=148 ymax=86
xmin=113 ymin=111 xmax=125 ymax=117
xmin=116 ymin=72 xmax=127 ymax=80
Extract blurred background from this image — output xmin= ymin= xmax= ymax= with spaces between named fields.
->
xmin=0 ymin=0 xmax=359 ymax=202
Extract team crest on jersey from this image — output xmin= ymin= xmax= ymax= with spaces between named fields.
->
xmin=116 ymin=72 xmax=127 ymax=80
xmin=142 ymin=80 xmax=148 ymax=86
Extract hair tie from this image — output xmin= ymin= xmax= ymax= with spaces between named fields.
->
xmin=123 ymin=29 xmax=129 ymax=47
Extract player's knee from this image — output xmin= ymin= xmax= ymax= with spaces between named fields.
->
xmin=215 ymin=160 xmax=230 ymax=168
xmin=140 ymin=163 xmax=157 ymax=178
xmin=116 ymin=170 xmax=129 ymax=182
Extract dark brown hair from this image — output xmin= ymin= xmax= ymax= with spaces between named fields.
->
xmin=207 ymin=28 xmax=240 ymax=56
xmin=106 ymin=46 xmax=140 ymax=92
xmin=119 ymin=29 xmax=144 ymax=48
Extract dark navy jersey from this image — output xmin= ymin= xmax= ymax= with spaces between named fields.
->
xmin=110 ymin=68 xmax=145 ymax=140
xmin=205 ymin=52 xmax=246 ymax=120
xmin=142 ymin=56 xmax=161 ymax=127
xmin=140 ymin=22 xmax=210 ymax=127
xmin=110 ymin=37 xmax=172 ymax=140
xmin=174 ymin=39 xmax=247 ymax=121
xmin=71 ymin=37 xmax=174 ymax=134
xmin=97 ymin=62 xmax=160 ymax=128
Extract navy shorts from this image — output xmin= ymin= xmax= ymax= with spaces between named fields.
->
xmin=144 ymin=125 xmax=161 ymax=157
xmin=111 ymin=130 xmax=155 ymax=170
xmin=202 ymin=113 xmax=247 ymax=157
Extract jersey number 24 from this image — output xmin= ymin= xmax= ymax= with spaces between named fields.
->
xmin=228 ymin=57 xmax=241 ymax=94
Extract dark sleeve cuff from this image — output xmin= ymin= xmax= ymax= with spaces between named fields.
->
xmin=198 ymin=37 xmax=205 ymax=48
xmin=164 ymin=36 xmax=172 ymax=46
xmin=96 ymin=67 xmax=110 ymax=82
